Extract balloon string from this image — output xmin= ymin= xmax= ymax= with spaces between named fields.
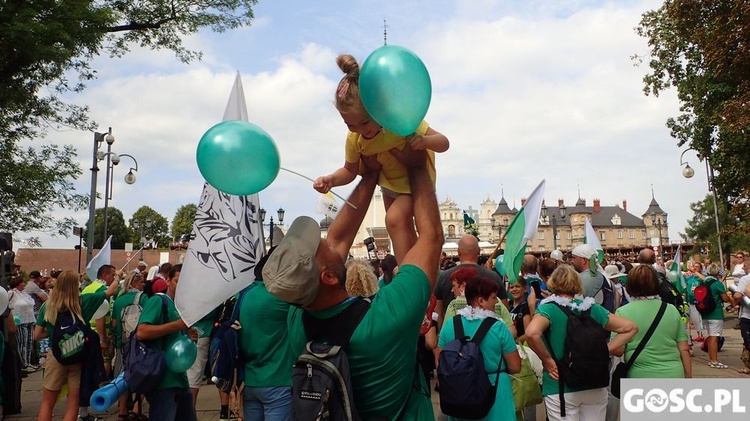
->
xmin=280 ymin=167 xmax=357 ymax=209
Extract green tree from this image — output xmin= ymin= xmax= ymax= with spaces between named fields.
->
xmin=636 ymin=0 xmax=750 ymax=203
xmin=129 ymin=206 xmax=169 ymax=249
xmin=680 ymin=194 xmax=750 ymax=259
xmin=172 ymin=204 xmax=198 ymax=241
xmin=1 ymin=0 xmax=257 ymax=238
xmin=84 ymin=207 xmax=128 ymax=249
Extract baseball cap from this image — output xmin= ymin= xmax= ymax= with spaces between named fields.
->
xmin=572 ymin=244 xmax=596 ymax=259
xmin=152 ymin=278 xmax=168 ymax=294
xmin=604 ymin=265 xmax=626 ymax=279
xmin=550 ymin=249 xmax=564 ymax=262
xmin=137 ymin=261 xmax=148 ymax=268
xmin=29 ymin=270 xmax=41 ymax=279
xmin=262 ymin=216 xmax=322 ymax=308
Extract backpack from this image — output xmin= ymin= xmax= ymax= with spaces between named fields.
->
xmin=658 ymin=272 xmax=685 ymax=314
xmin=292 ymin=297 xmax=371 ymax=421
xmin=597 ymin=275 xmax=617 ymax=313
xmin=123 ymin=295 xmax=168 ymax=394
xmin=120 ymin=291 xmax=144 ymax=344
xmin=437 ymin=316 xmax=500 ymax=420
xmin=546 ymin=302 xmax=610 ymax=417
xmin=51 ymin=310 xmax=90 ymax=365
xmin=694 ymin=278 xmax=718 ymax=315
xmin=209 ymin=284 xmax=255 ymax=393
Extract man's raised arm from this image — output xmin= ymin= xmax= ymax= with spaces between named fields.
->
xmin=396 ymin=149 xmax=444 ymax=290
xmin=326 ymin=163 xmax=380 ymax=262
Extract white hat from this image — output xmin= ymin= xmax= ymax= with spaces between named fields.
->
xmin=550 ymin=249 xmax=564 ymax=262
xmin=572 ymin=244 xmax=596 ymax=259
xmin=604 ymin=264 xmax=626 ymax=279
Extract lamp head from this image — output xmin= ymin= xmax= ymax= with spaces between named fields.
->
xmin=277 ymin=207 xmax=285 ymax=224
xmin=682 ymin=164 xmax=695 ymax=178
xmin=124 ymin=170 xmax=136 ymax=185
xmin=111 ymin=153 xmax=120 ymax=165
xmin=259 ymin=208 xmax=266 ymax=222
xmin=105 ymin=133 xmax=115 ymax=145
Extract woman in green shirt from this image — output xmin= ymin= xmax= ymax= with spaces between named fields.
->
xmin=613 ymin=265 xmax=692 ymax=378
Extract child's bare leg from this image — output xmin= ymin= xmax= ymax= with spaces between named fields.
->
xmin=384 ymin=194 xmax=417 ymax=264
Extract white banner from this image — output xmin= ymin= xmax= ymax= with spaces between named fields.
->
xmin=175 ymin=72 xmax=265 ymax=326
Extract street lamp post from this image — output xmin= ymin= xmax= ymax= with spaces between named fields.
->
xmin=491 ymin=219 xmax=502 ymax=244
xmin=541 ymin=204 xmax=566 ymax=251
xmin=260 ymin=207 xmax=285 ymax=252
xmin=87 ymin=128 xmax=112 ymax=263
xmin=650 ymin=212 xmax=667 ymax=257
xmin=102 ymin=152 xmax=138 ymax=241
xmin=133 ymin=219 xmax=152 ymax=262
xmin=680 ymin=149 xmax=724 ymax=268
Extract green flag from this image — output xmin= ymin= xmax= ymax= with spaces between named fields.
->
xmin=498 ymin=180 xmax=546 ymax=283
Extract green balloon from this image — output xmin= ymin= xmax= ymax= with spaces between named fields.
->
xmin=494 ymin=254 xmax=506 ymax=277
xmin=196 ymin=120 xmax=280 ymax=196
xmin=359 ymin=45 xmax=432 ymax=136
xmin=166 ymin=335 xmax=197 ymax=373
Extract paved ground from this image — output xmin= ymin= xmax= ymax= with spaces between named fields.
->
xmin=8 ymin=313 xmax=748 ymax=420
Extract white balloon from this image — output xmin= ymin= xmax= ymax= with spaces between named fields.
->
xmin=0 ymin=288 xmax=7 ymax=314
xmin=92 ymin=300 xmax=110 ymax=319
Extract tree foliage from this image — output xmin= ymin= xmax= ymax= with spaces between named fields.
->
xmin=0 ymin=0 xmax=257 ymax=238
xmin=129 ymin=206 xmax=169 ymax=248
xmin=680 ymin=194 xmax=750 ymax=259
xmin=85 ymin=207 xmax=128 ymax=249
xmin=636 ymin=0 xmax=750 ymax=203
xmin=171 ymin=203 xmax=197 ymax=241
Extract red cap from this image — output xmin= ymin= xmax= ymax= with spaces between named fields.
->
xmin=152 ymin=278 xmax=168 ymax=294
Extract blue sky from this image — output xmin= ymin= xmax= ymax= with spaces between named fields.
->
xmin=18 ymin=0 xmax=712 ymax=251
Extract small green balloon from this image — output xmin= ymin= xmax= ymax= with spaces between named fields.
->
xmin=166 ymin=335 xmax=197 ymax=373
xmin=359 ymin=45 xmax=432 ymax=136
xmin=494 ymin=254 xmax=506 ymax=277
xmin=13 ymin=315 xmax=21 ymax=325
xmin=196 ymin=120 xmax=280 ymax=196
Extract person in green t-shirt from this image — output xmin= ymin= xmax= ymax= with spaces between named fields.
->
xmin=684 ymin=261 xmax=706 ymax=342
xmin=263 ymin=150 xmax=442 ymax=420
xmin=442 ymin=266 xmax=514 ymax=335
xmin=136 ymin=264 xmax=198 ymax=421
xmin=700 ymin=264 xmax=734 ymax=368
xmin=613 ymin=265 xmax=691 ymax=378
xmin=33 ymin=270 xmax=119 ymax=421
xmin=525 ymin=265 xmax=637 ymax=420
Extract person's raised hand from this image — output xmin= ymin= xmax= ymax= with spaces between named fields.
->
xmin=313 ymin=176 xmax=332 ymax=194
xmin=390 ymin=143 xmax=427 ymax=168
xmin=407 ymin=133 xmax=427 ymax=150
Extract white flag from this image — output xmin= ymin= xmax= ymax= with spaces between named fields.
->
xmin=316 ymin=192 xmax=340 ymax=219
xmin=176 ymin=72 xmax=265 ymax=326
xmin=86 ymin=235 xmax=112 ymax=282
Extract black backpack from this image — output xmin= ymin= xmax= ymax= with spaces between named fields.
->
xmin=596 ymin=274 xmax=617 ymax=313
xmin=546 ymin=302 xmax=610 ymax=417
xmin=658 ymin=271 xmax=686 ymax=314
xmin=51 ymin=310 xmax=90 ymax=365
xmin=292 ymin=298 xmax=371 ymax=421
xmin=694 ymin=278 xmax=718 ymax=315
xmin=437 ymin=316 xmax=500 ymax=420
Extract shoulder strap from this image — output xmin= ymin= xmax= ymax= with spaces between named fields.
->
xmin=452 ymin=315 xmax=466 ymax=341
xmin=230 ymin=282 xmax=257 ymax=323
xmin=471 ymin=317 xmax=498 ymax=345
xmin=303 ymin=297 xmax=371 ymax=347
xmin=133 ymin=291 xmax=143 ymax=306
xmin=625 ymin=301 xmax=667 ymax=369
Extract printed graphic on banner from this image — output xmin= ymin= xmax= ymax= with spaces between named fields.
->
xmin=621 ymin=379 xmax=749 ymax=421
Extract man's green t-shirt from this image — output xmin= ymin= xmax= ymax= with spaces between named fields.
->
xmin=614 ymin=300 xmax=687 ymax=378
xmin=535 ymin=298 xmax=610 ymax=396
xmin=138 ymin=293 xmax=188 ymax=390
xmin=701 ymin=277 xmax=727 ymax=320
xmin=237 ymin=281 xmax=303 ymax=387
xmin=192 ymin=310 xmax=217 ymax=339
xmin=299 ymin=264 xmax=434 ymax=420
xmin=35 ymin=291 xmax=107 ymax=338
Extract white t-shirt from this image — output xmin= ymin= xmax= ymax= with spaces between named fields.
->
xmin=737 ymin=274 xmax=750 ymax=320
xmin=732 ymin=263 xmax=746 ymax=277
xmin=9 ymin=289 xmax=35 ymax=324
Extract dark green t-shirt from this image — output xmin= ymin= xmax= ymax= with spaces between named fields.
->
xmin=138 ymin=293 xmax=188 ymax=390
xmin=36 ymin=291 xmax=107 ymax=338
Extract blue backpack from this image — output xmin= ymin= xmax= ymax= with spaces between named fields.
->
xmin=123 ymin=295 xmax=168 ymax=394
xmin=209 ymin=284 xmax=254 ymax=393
xmin=437 ymin=316 xmax=500 ymax=420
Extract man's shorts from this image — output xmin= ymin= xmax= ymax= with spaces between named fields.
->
xmin=702 ymin=319 xmax=724 ymax=337
xmin=187 ymin=337 xmax=210 ymax=389
xmin=43 ymin=353 xmax=82 ymax=391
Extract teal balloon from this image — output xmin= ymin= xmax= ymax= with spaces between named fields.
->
xmin=359 ymin=45 xmax=432 ymax=136
xmin=166 ymin=335 xmax=197 ymax=373
xmin=494 ymin=254 xmax=506 ymax=277
xmin=196 ymin=120 xmax=280 ymax=196
xmin=13 ymin=315 xmax=20 ymax=325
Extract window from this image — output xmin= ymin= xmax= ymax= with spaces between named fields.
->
xmin=567 ymin=232 xmax=573 ymax=240
xmin=599 ymin=231 xmax=606 ymax=241
xmin=538 ymin=231 xmax=545 ymax=240
xmin=448 ymin=225 xmax=455 ymax=237
xmin=538 ymin=245 xmax=546 ymax=251
xmin=555 ymin=232 xmax=560 ymax=240
xmin=611 ymin=214 xmax=622 ymax=225
xmin=642 ymin=230 xmax=647 ymax=238
xmin=650 ymin=229 xmax=655 ymax=236
xmin=617 ymin=230 xmax=623 ymax=239
xmin=629 ymin=230 xmax=635 ymax=239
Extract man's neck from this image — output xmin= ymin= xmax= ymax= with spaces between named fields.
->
xmin=459 ymin=259 xmax=478 ymax=265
